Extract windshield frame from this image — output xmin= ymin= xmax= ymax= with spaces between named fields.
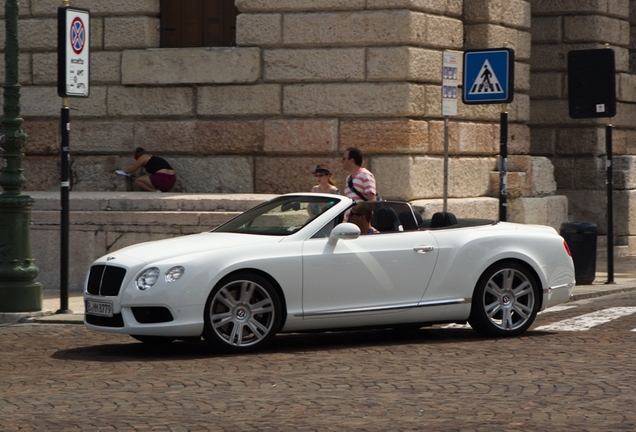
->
xmin=213 ymin=194 xmax=345 ymax=236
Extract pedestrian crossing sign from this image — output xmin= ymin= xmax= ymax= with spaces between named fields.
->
xmin=462 ymin=48 xmax=514 ymax=104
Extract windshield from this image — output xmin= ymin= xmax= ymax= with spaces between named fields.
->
xmin=214 ymin=195 xmax=342 ymax=236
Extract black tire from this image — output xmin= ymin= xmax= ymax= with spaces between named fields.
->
xmin=468 ymin=261 xmax=540 ymax=337
xmin=203 ymin=273 xmax=282 ymax=353
xmin=130 ymin=335 xmax=176 ymax=345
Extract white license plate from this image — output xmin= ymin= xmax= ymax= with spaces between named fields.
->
xmin=86 ymin=299 xmax=113 ymax=317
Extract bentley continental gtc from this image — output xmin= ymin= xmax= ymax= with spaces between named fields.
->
xmin=84 ymin=194 xmax=575 ymax=353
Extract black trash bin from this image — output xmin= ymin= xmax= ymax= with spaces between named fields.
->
xmin=560 ymin=222 xmax=597 ymax=285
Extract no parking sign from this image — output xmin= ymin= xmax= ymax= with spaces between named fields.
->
xmin=57 ymin=7 xmax=90 ymax=97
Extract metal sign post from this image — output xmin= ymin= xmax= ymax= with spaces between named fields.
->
xmin=606 ymin=120 xmax=614 ymax=283
xmin=499 ymin=106 xmax=508 ymax=221
xmin=56 ymin=3 xmax=90 ymax=313
xmin=567 ymin=47 xmax=616 ymax=284
xmin=462 ymin=47 xmax=515 ymax=221
xmin=442 ymin=51 xmax=459 ymax=212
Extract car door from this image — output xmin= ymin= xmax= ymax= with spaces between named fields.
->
xmin=302 ymin=229 xmax=439 ymax=316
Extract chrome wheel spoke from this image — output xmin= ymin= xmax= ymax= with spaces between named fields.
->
xmin=211 ymin=311 xmax=233 ymax=328
xmin=513 ymin=280 xmax=532 ymax=298
xmin=250 ymin=299 xmax=273 ymax=315
xmin=247 ymin=318 xmax=269 ymax=339
xmin=512 ymin=302 xmax=532 ymax=320
xmin=500 ymin=307 xmax=514 ymax=329
xmin=239 ymin=281 xmax=255 ymax=303
xmin=228 ymin=322 xmax=244 ymax=346
xmin=485 ymin=300 xmax=502 ymax=318
xmin=485 ymin=280 xmax=502 ymax=297
xmin=502 ymin=269 xmax=515 ymax=290
xmin=217 ymin=286 xmax=238 ymax=309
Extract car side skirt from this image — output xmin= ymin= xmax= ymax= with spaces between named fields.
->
xmin=297 ymin=297 xmax=470 ymax=318
xmin=282 ymin=298 xmax=472 ymax=332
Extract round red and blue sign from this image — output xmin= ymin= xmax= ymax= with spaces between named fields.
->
xmin=70 ymin=17 xmax=86 ymax=55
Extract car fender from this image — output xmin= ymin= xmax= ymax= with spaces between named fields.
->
xmin=423 ymin=225 xmax=572 ymax=307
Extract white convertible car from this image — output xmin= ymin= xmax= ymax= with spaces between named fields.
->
xmin=84 ymin=193 xmax=575 ymax=353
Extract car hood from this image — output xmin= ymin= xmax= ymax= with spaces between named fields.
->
xmin=105 ymin=232 xmax=283 ymax=265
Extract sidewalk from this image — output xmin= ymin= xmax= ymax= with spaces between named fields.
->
xmin=2 ymin=254 xmax=636 ymax=325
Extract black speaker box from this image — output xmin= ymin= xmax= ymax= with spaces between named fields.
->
xmin=567 ymin=48 xmax=616 ymax=119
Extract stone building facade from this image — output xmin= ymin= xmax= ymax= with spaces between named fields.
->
xmin=2 ymin=0 xmax=636 ymax=251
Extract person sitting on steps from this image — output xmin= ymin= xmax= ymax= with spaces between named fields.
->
xmin=122 ymin=147 xmax=177 ymax=192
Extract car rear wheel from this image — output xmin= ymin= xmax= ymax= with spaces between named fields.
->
xmin=203 ymin=274 xmax=282 ymax=353
xmin=468 ymin=261 xmax=540 ymax=337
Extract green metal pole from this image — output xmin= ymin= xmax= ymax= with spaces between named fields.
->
xmin=0 ymin=0 xmax=43 ymax=312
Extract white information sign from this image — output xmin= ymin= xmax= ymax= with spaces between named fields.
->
xmin=63 ymin=8 xmax=90 ymax=97
xmin=442 ymin=51 xmax=459 ymax=116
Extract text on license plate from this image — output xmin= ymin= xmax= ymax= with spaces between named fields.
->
xmin=86 ymin=300 xmax=113 ymax=317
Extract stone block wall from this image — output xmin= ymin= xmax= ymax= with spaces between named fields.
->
xmin=0 ymin=2 xmax=520 ymax=197
xmin=530 ymin=0 xmax=636 ymax=246
xmin=0 ymin=0 xmax=571 ymax=228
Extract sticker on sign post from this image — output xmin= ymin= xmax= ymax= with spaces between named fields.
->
xmin=442 ymin=51 xmax=459 ymax=116
xmin=58 ymin=7 xmax=90 ymax=98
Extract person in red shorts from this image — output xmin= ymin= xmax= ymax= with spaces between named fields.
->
xmin=122 ymin=147 xmax=177 ymax=192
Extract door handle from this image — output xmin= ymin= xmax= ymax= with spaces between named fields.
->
xmin=413 ymin=246 xmax=434 ymax=254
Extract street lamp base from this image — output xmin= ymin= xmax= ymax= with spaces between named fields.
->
xmin=0 ymin=282 xmax=43 ymax=312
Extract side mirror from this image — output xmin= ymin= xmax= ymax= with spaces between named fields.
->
xmin=328 ymin=222 xmax=360 ymax=245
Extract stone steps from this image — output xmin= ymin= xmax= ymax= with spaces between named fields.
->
xmin=29 ymin=191 xmax=277 ymax=212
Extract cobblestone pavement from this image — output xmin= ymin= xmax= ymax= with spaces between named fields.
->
xmin=3 ymin=291 xmax=636 ymax=431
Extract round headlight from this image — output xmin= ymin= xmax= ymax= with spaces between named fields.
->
xmin=136 ymin=267 xmax=160 ymax=290
xmin=165 ymin=266 xmax=185 ymax=283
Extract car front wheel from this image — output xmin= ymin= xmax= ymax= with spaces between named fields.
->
xmin=203 ymin=273 xmax=282 ymax=353
xmin=468 ymin=261 xmax=540 ymax=337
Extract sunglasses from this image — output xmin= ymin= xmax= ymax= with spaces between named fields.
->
xmin=314 ymin=174 xmax=326 ymax=177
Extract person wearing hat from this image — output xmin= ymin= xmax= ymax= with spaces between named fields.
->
xmin=308 ymin=164 xmax=339 ymax=217
xmin=311 ymin=164 xmax=340 ymax=195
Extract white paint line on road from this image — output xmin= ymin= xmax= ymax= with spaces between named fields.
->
xmin=534 ymin=307 xmax=636 ymax=332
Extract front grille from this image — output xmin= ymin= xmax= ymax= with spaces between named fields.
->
xmin=132 ymin=307 xmax=174 ymax=324
xmin=85 ymin=313 xmax=124 ymax=327
xmin=87 ymin=265 xmax=126 ymax=296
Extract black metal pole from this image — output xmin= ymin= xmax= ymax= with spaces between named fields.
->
xmin=57 ymin=102 xmax=72 ymax=313
xmin=443 ymin=116 xmax=449 ymax=212
xmin=606 ymin=122 xmax=615 ymax=284
xmin=499 ymin=110 xmax=508 ymax=221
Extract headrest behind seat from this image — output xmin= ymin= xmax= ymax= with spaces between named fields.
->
xmin=430 ymin=212 xmax=458 ymax=228
xmin=374 ymin=207 xmax=401 ymax=232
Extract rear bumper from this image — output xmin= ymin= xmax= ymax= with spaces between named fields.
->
xmin=542 ymin=282 xmax=575 ymax=310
